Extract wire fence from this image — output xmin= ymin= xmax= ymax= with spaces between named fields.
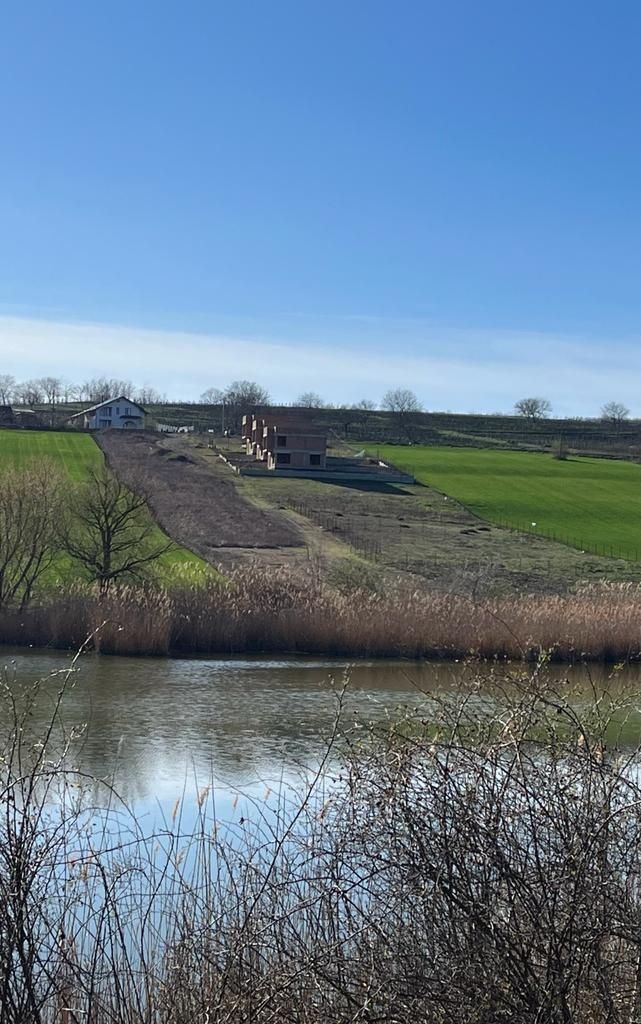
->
xmin=289 ymin=499 xmax=383 ymax=560
xmin=493 ymin=518 xmax=641 ymax=562
xmin=289 ymin=497 xmax=640 ymax=566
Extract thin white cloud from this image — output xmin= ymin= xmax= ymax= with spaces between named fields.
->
xmin=2 ymin=314 xmax=640 ymax=417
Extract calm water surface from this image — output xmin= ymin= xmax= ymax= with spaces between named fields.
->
xmin=1 ymin=648 xmax=637 ymax=824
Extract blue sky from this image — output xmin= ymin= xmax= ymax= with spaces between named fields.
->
xmin=1 ymin=1 xmax=639 ymax=413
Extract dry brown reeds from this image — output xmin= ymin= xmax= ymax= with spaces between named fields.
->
xmin=2 ymin=569 xmax=641 ymax=661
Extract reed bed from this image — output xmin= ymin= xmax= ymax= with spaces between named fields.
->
xmin=2 ymin=568 xmax=641 ymax=661
xmin=5 ymin=664 xmax=641 ymax=1021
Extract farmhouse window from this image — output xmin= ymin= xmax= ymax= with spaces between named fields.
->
xmin=277 ymin=435 xmax=287 ymax=447
xmin=309 ymin=454 xmax=321 ymax=466
xmin=276 ymin=453 xmax=291 ymax=465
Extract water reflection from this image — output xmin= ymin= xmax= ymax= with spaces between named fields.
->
xmin=0 ymin=648 xmax=636 ymax=817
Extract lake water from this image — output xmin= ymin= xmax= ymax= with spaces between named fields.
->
xmin=1 ymin=648 xmax=637 ymax=827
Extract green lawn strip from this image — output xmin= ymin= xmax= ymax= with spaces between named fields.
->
xmin=367 ymin=445 xmax=641 ymax=560
xmin=0 ymin=429 xmax=211 ymax=583
xmin=0 ymin=429 xmax=103 ymax=477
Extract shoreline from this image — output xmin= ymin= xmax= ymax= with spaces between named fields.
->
xmin=1 ymin=630 xmax=640 ymax=666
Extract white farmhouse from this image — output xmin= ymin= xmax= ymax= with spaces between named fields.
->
xmin=69 ymin=396 xmax=146 ymax=431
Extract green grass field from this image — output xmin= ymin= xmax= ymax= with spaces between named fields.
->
xmin=0 ymin=428 xmax=103 ymax=479
xmin=0 ymin=429 xmax=206 ymax=581
xmin=370 ymin=445 xmax=641 ymax=560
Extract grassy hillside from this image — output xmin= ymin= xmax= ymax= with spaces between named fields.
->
xmin=370 ymin=445 xmax=641 ymax=560
xmin=0 ymin=428 xmax=102 ymax=478
xmin=0 ymin=429 xmax=204 ymax=580
xmin=143 ymin=405 xmax=641 ymax=457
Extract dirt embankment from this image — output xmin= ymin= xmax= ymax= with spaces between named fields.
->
xmin=96 ymin=432 xmax=304 ymax=565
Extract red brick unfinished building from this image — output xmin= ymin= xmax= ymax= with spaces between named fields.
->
xmin=242 ymin=413 xmax=327 ymax=471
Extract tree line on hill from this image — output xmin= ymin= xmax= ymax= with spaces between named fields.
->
xmin=0 ymin=371 xmax=633 ymax=432
xmin=200 ymin=386 xmax=631 ymax=427
xmin=0 ymin=374 xmax=167 ymax=408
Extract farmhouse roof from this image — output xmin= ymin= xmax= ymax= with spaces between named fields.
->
xmin=69 ymin=396 xmax=147 ymax=419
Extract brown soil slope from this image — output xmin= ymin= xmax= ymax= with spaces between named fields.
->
xmin=96 ymin=432 xmax=303 ymax=561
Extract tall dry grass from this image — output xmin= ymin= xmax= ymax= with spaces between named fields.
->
xmin=2 ymin=569 xmax=641 ymax=661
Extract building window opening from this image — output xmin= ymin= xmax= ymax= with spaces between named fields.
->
xmin=276 ymin=453 xmax=291 ymax=465
xmin=277 ymin=435 xmax=287 ymax=447
xmin=309 ymin=454 xmax=321 ymax=466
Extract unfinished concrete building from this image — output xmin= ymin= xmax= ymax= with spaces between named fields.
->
xmin=242 ymin=414 xmax=327 ymax=471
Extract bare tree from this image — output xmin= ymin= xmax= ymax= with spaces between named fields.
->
xmin=38 ymin=376 xmax=63 ymax=405
xmin=224 ymin=380 xmax=270 ymax=407
xmin=382 ymin=387 xmax=421 ymax=415
xmin=601 ymin=400 xmax=630 ymax=425
xmin=200 ymin=387 xmax=224 ymax=404
xmin=223 ymin=380 xmax=270 ymax=431
xmin=61 ymin=379 xmax=80 ymax=402
xmin=14 ymin=379 xmax=45 ymax=406
xmin=514 ymin=396 xmax=552 ymax=420
xmin=77 ymin=378 xmax=98 ymax=402
xmin=78 ymin=378 xmax=135 ymax=404
xmin=108 ymin=378 xmax=135 ymax=399
xmin=355 ymin=398 xmax=376 ymax=411
xmin=136 ymin=386 xmax=166 ymax=405
xmin=382 ymin=387 xmax=422 ymax=440
xmin=0 ymin=374 xmax=16 ymax=404
xmin=61 ymin=467 xmax=172 ymax=591
xmin=38 ymin=376 xmax=65 ymax=425
xmin=297 ymin=391 xmax=325 ymax=408
xmin=0 ymin=462 xmax=65 ymax=608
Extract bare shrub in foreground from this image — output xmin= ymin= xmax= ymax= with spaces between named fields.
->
xmin=336 ymin=668 xmax=641 ymax=1021
xmin=3 ymin=665 xmax=641 ymax=1020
